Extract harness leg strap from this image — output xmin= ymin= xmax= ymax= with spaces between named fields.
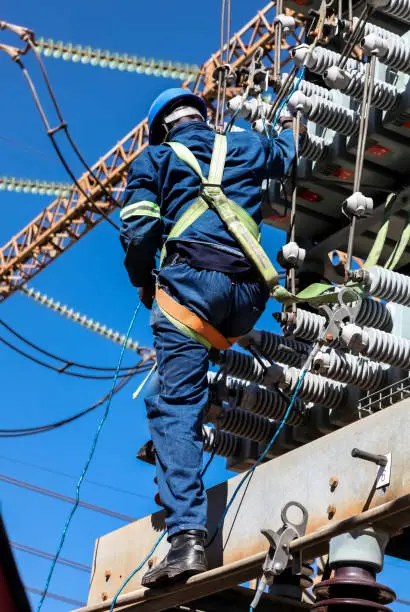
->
xmin=156 ymin=287 xmax=240 ymax=350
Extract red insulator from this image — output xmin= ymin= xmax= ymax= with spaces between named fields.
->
xmin=312 ymin=566 xmax=396 ymax=611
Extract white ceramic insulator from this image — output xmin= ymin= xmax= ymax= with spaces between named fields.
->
xmin=367 ymin=0 xmax=410 ymax=24
xmin=285 ymin=299 xmax=393 ymax=341
xmin=366 ymin=266 xmax=410 ymax=306
xmin=241 ymin=329 xmax=311 ymax=367
xmin=364 ymin=326 xmax=410 ymax=368
xmin=211 ymin=375 xmax=305 ymax=426
xmin=301 ymin=133 xmax=327 ymax=161
xmin=280 ymin=366 xmax=347 ymax=408
xmin=202 ymin=425 xmax=242 ymax=457
xmin=313 ymin=349 xmax=387 ymax=390
xmin=288 ymin=92 xmax=359 ymax=136
xmin=222 ymin=350 xmax=265 ymax=383
xmin=214 ymin=406 xmax=275 ymax=443
xmin=20 ymin=285 xmax=141 ymax=353
xmin=324 ymin=67 xmax=398 ymax=111
xmin=291 ymin=43 xmax=364 ymax=75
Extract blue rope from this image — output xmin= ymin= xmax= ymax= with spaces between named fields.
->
xmin=37 ymin=301 xmax=142 ymax=611
xmin=270 ymin=66 xmax=306 ymax=140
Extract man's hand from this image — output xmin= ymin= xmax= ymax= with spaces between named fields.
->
xmin=139 ymin=284 xmax=155 ymax=310
xmin=279 ymin=116 xmax=307 ymax=139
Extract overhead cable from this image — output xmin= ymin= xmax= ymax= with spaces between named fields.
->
xmin=25 ymin=586 xmax=85 ymax=608
xmin=34 ymin=37 xmax=199 ymax=81
xmin=12 ymin=541 xmax=91 ymax=572
xmin=0 ymin=453 xmax=152 ymax=500
xmin=0 ymin=329 xmax=150 ymax=380
xmin=0 ymin=369 xmax=135 ymax=437
xmin=0 ymin=23 xmax=123 ymax=230
xmin=0 ymin=175 xmax=72 ymax=197
xmin=0 ymin=474 xmax=137 ymax=522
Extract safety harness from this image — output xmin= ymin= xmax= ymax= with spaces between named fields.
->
xmin=156 ymin=133 xmax=279 ymax=350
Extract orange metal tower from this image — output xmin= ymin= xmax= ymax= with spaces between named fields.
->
xmin=0 ymin=1 xmax=302 ymax=301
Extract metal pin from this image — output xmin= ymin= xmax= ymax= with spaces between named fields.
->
xmin=351 ymin=448 xmax=388 ymax=467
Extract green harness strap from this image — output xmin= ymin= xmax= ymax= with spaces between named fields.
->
xmin=160 ymin=134 xmax=279 ymax=288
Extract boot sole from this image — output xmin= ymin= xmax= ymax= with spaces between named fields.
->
xmin=142 ymin=564 xmax=207 ymax=589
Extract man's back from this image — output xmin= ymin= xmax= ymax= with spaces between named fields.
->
xmin=121 ymin=120 xmax=296 ymax=280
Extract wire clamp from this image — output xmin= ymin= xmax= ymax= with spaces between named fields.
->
xmin=319 ymin=287 xmax=362 ymax=343
xmin=250 ymin=501 xmax=308 ymax=610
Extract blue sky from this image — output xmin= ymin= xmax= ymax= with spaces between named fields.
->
xmin=0 ymin=0 xmax=408 ymax=609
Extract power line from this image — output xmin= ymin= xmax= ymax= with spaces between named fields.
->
xmin=0 ymin=473 xmax=137 ymax=522
xmin=0 ymin=454 xmax=151 ymax=500
xmin=25 ymin=586 xmax=85 ymax=607
xmin=0 ymin=318 xmax=145 ymax=372
xmin=34 ymin=36 xmax=199 ymax=81
xmin=0 ymin=331 xmax=150 ymax=380
xmin=397 ymin=598 xmax=410 ymax=606
xmin=0 ymin=370 xmax=136 ymax=437
xmin=12 ymin=541 xmax=91 ymax=573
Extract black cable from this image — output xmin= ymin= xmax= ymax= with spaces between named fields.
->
xmin=0 ymin=318 xmax=143 ymax=373
xmin=0 ymin=333 xmax=151 ymax=380
xmin=0 ymin=371 xmax=136 ymax=437
xmin=15 ymin=58 xmax=120 ymax=231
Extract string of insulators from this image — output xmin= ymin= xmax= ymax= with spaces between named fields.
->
xmin=209 ymin=374 xmax=306 ymax=426
xmin=202 ymin=425 xmax=242 ymax=458
xmin=281 ymin=299 xmax=393 ymax=342
xmin=240 ymin=329 xmax=311 ymax=368
xmin=34 ymin=37 xmax=199 ymax=81
xmin=20 ymin=285 xmax=143 ymax=353
xmin=313 ymin=348 xmax=387 ymax=391
xmin=0 ymin=176 xmax=72 ymax=197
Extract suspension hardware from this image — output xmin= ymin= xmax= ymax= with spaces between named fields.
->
xmin=342 ymin=192 xmax=374 ymax=219
xmin=250 ymin=501 xmax=309 ymax=610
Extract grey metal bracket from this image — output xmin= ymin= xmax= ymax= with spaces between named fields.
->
xmin=250 ymin=501 xmax=308 ymax=610
xmin=319 ymin=287 xmax=362 ymax=343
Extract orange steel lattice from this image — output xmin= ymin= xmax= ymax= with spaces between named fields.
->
xmin=0 ymin=1 xmax=304 ymax=301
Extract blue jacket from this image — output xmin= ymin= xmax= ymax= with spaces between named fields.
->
xmin=120 ymin=121 xmax=296 ymax=287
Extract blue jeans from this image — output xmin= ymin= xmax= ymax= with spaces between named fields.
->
xmin=144 ymin=262 xmax=269 ymax=538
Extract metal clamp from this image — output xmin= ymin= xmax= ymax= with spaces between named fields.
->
xmin=319 ymin=287 xmax=362 ymax=343
xmin=250 ymin=501 xmax=308 ymax=610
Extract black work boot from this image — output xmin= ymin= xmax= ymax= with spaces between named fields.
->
xmin=141 ymin=530 xmax=207 ymax=588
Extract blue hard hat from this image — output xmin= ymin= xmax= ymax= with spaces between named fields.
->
xmin=148 ymin=88 xmax=207 ymax=144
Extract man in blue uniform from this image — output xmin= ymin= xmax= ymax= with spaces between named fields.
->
xmin=120 ymin=88 xmax=301 ymax=588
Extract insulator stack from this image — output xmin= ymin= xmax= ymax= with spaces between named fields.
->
xmin=241 ymin=330 xmax=311 ymax=367
xmin=202 ymin=425 xmax=242 ymax=458
xmin=270 ymin=365 xmax=347 ymax=408
xmin=283 ymin=298 xmax=392 ymax=341
xmin=220 ymin=350 xmax=265 ymax=383
xmin=297 ymin=78 xmax=334 ymax=100
xmin=352 ymin=266 xmax=410 ymax=306
xmin=312 ymin=566 xmax=396 ymax=610
xmin=362 ymin=33 xmax=410 ymax=73
xmin=341 ymin=324 xmax=410 ymax=368
xmin=212 ymin=375 xmax=306 ymax=426
xmin=212 ymin=406 xmax=275 ymax=443
xmin=288 ymin=92 xmax=359 ymax=136
xmin=291 ymin=44 xmax=364 ymax=75
xmin=352 ymin=17 xmax=401 ymax=41
xmin=301 ymin=133 xmax=327 ymax=161
xmin=324 ymin=68 xmax=398 ymax=111
xmin=313 ymin=349 xmax=387 ymax=390
xmin=367 ymin=0 xmax=410 ymax=24
xmin=21 ymin=285 xmax=143 ymax=352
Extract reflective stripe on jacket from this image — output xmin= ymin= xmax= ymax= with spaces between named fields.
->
xmin=120 ymin=121 xmax=296 ymax=287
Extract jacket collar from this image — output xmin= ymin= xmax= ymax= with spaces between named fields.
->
xmin=166 ymin=120 xmax=213 ymax=141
